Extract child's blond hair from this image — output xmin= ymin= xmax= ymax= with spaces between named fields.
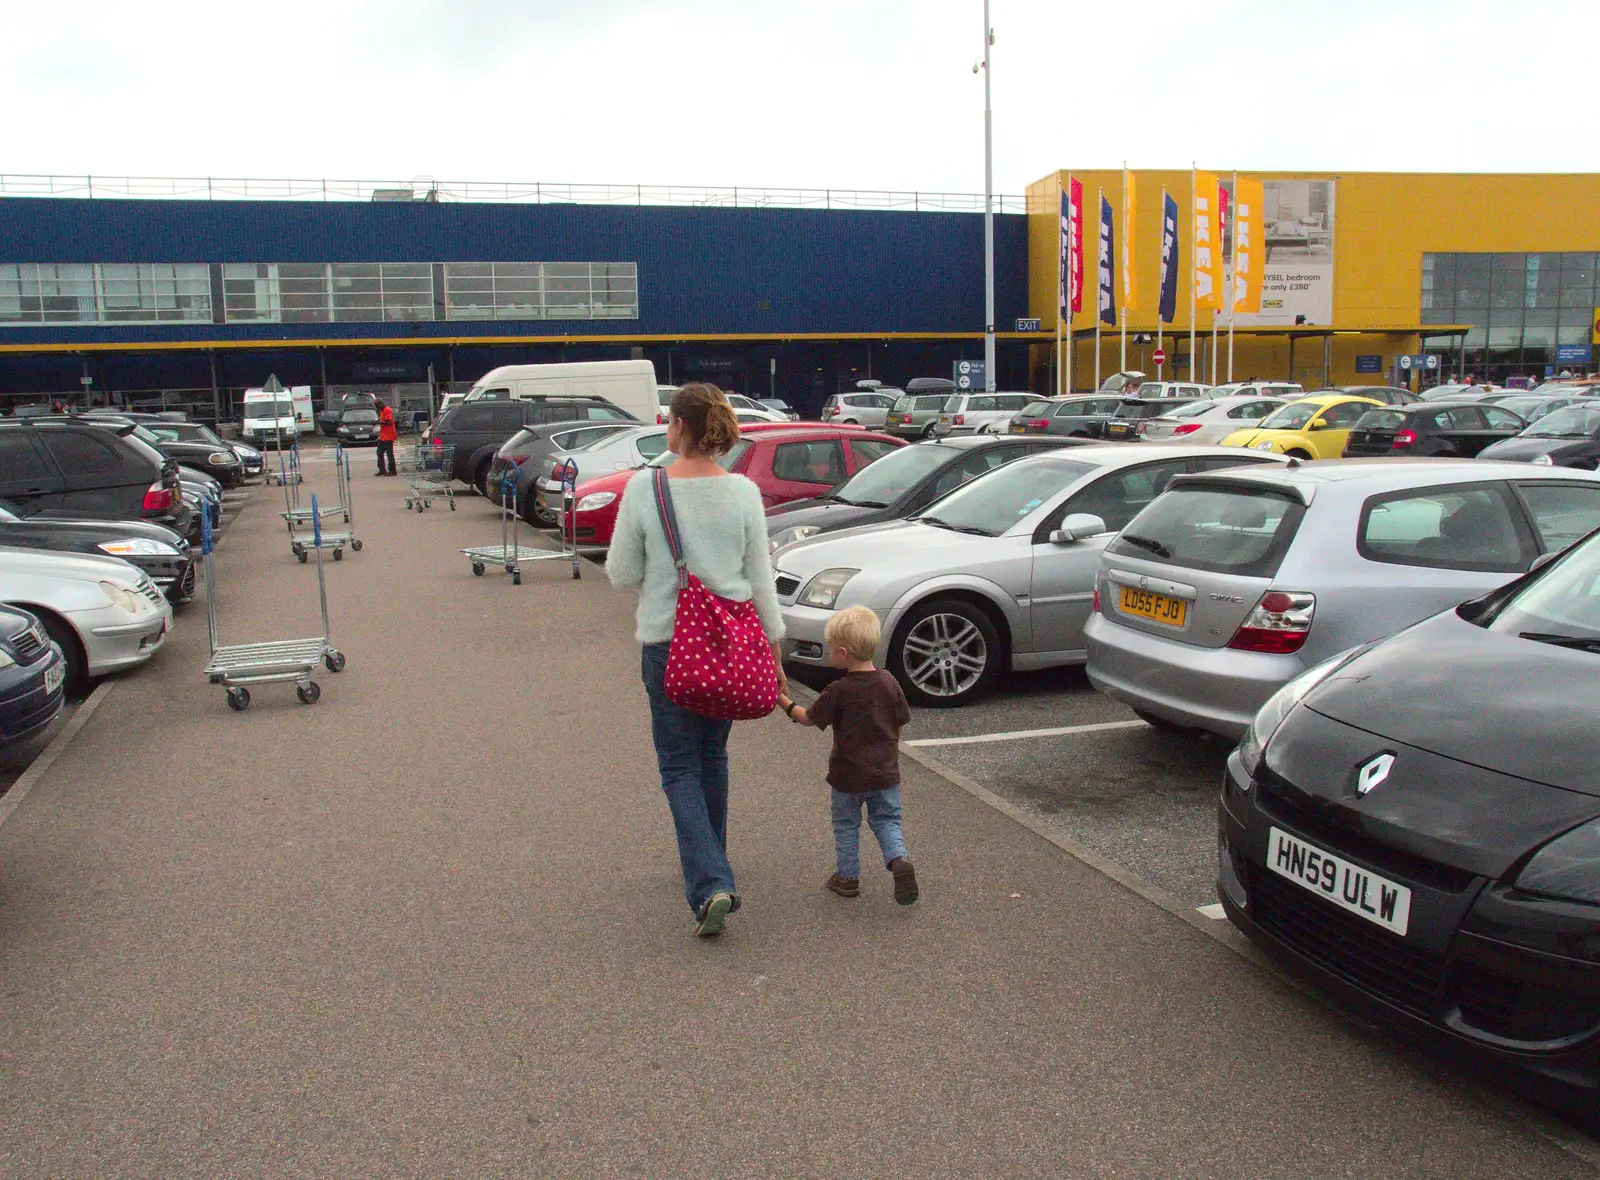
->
xmin=824 ymin=605 xmax=881 ymax=662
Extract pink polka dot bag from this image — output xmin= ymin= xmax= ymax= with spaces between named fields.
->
xmin=652 ymin=468 xmax=781 ymax=721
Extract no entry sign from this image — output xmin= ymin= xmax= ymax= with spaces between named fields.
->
xmin=1152 ymin=348 xmax=1167 ymax=366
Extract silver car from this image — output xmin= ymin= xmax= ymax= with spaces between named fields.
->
xmin=1140 ymin=395 xmax=1287 ymax=444
xmin=772 ymin=445 xmax=1286 ymax=706
xmin=821 ymin=389 xmax=899 ymax=429
xmin=533 ymin=425 xmax=671 ymax=519
xmin=0 ymin=546 xmax=173 ymax=694
xmin=931 ymin=392 xmax=1037 ymax=436
xmin=1085 ymin=459 xmax=1600 ymax=739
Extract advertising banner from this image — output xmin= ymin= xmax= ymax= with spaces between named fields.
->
xmin=1098 ymin=194 xmax=1116 ymax=326
xmin=1193 ymin=171 xmax=1223 ymax=311
xmin=1225 ymin=179 xmax=1336 ymax=326
xmin=1159 ymin=191 xmax=1179 ymax=324
xmin=1121 ymin=170 xmax=1140 ymax=312
xmin=1068 ymin=177 xmax=1085 ymax=314
xmin=1231 ymin=176 xmax=1264 ymax=315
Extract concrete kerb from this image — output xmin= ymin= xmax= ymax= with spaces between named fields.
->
xmin=0 ymin=680 xmax=115 ymax=832
xmin=782 ymin=679 xmax=1600 ymax=1169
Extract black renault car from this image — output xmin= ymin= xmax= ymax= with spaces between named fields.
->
xmin=0 ymin=605 xmax=66 ymax=751
xmin=0 ymin=500 xmax=194 ymax=602
xmin=764 ymin=434 xmax=1093 ymax=551
xmin=1479 ymin=401 xmax=1600 ymax=470
xmin=1218 ymin=525 xmax=1600 ymax=1118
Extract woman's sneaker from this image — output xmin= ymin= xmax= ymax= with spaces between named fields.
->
xmin=825 ymin=873 xmax=860 ymax=898
xmin=889 ymin=857 xmax=919 ymax=905
xmin=695 ymin=891 xmax=735 ymax=937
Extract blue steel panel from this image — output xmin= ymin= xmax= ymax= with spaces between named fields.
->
xmin=0 ymin=198 xmax=1028 ymax=342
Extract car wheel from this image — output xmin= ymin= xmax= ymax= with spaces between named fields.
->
xmin=841 ymin=418 xmax=858 ymax=425
xmin=1286 ymin=448 xmax=1312 ymax=460
xmin=1070 ymin=430 xmax=1090 ymax=438
xmin=37 ymin=612 xmax=89 ymax=700
xmin=889 ymin=597 xmax=1001 ymax=707
xmin=921 ymin=423 xmax=937 ymax=439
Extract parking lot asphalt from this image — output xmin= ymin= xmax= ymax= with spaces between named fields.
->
xmin=0 ymin=469 xmax=1593 ymax=1176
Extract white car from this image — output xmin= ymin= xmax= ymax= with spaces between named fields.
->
xmin=821 ymin=389 xmax=900 ymax=428
xmin=1208 ymin=380 xmax=1304 ymax=400
xmin=0 ymin=546 xmax=173 ymax=694
xmin=1139 ymin=395 xmax=1289 ymax=444
xmin=723 ymin=394 xmax=788 ymax=423
xmin=932 ymin=392 xmax=1038 ymax=436
xmin=534 ymin=425 xmax=672 ymax=519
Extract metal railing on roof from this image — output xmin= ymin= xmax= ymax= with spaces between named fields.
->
xmin=0 ymin=174 xmax=1027 ymax=214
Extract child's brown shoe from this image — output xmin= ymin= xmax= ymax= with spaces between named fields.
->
xmin=825 ymin=873 xmax=860 ymax=897
xmin=889 ymin=857 xmax=919 ymax=905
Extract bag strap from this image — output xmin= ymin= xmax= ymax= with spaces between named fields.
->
xmin=652 ymin=468 xmax=689 ymax=589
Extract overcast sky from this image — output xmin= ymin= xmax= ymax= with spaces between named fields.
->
xmin=6 ymin=0 xmax=1593 ymax=196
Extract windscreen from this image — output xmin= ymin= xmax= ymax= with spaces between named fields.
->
xmin=915 ymin=457 xmax=1094 ymax=537
xmin=1258 ymin=402 xmax=1318 ymax=430
xmin=891 ymin=396 xmax=912 ymax=413
xmin=1020 ymin=400 xmax=1054 ymax=418
xmin=1354 ymin=410 xmax=1406 ymax=432
xmin=644 ymin=441 xmax=750 ymax=471
xmin=1487 ymin=532 xmax=1600 ymax=646
xmin=342 ymin=410 xmax=379 ymax=424
xmin=246 ymin=399 xmax=294 ymax=419
xmin=829 ymin=443 xmax=953 ymax=507
xmin=1108 ymin=485 xmax=1305 ymax=578
xmin=1113 ymin=401 xmax=1167 ymax=420
xmin=1527 ymin=405 xmax=1600 ymax=437
xmin=942 ymin=396 xmax=964 ymax=412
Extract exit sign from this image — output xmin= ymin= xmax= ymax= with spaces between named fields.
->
xmin=1015 ymin=317 xmax=1042 ymax=332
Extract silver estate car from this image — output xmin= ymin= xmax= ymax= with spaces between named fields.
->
xmin=1084 ymin=459 xmax=1600 ymax=738
xmin=772 ymin=445 xmax=1285 ymax=706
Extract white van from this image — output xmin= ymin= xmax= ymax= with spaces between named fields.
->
xmin=462 ymin=361 xmax=657 ymax=425
xmin=240 ymin=386 xmax=314 ymax=446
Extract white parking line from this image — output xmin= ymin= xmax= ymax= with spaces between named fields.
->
xmin=1196 ymin=903 xmax=1227 ymax=920
xmin=903 ymin=718 xmax=1148 ymax=748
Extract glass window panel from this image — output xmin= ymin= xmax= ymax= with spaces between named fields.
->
xmin=1493 ymin=252 xmax=1526 ymax=272
xmin=39 ymin=264 xmax=96 ymax=322
xmin=1487 ymin=320 xmax=1521 ymax=348
xmin=1559 ymin=281 xmax=1595 ymax=309
xmin=1562 ymin=252 xmax=1598 ymax=275
xmin=278 ymin=263 xmax=331 ymax=322
xmin=1523 ymin=309 xmax=1557 ymax=348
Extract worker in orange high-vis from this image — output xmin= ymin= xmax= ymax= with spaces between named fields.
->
xmin=375 ymin=402 xmax=398 ymax=476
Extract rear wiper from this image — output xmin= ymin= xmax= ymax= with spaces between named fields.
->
xmin=1519 ymin=631 xmax=1600 ymax=652
xmin=1120 ymin=534 xmax=1173 ymax=558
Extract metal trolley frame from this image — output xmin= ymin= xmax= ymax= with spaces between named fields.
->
xmin=202 ymin=494 xmax=347 ymax=711
xmin=282 ymin=445 xmax=362 ymax=563
xmin=265 ymin=428 xmax=302 ymax=487
xmin=400 ymin=441 xmax=457 ymax=512
xmin=460 ymin=460 xmax=582 ymax=585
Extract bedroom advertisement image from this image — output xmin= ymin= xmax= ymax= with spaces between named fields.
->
xmin=1224 ymin=179 xmax=1335 ymax=326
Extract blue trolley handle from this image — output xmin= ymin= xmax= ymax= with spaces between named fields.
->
xmin=312 ymin=493 xmax=322 ymax=547
xmin=499 ymin=468 xmax=519 ymax=507
xmin=559 ymin=457 xmax=579 ymax=495
xmin=200 ymin=494 xmax=214 ymax=556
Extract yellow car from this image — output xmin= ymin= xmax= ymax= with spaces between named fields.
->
xmin=1218 ymin=394 xmax=1384 ymax=459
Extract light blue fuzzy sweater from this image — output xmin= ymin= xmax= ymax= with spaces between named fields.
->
xmin=605 ymin=472 xmax=785 ymax=644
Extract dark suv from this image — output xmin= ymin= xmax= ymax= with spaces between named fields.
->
xmin=0 ymin=417 xmax=192 ymax=535
xmin=429 ymin=398 xmax=638 ymax=495
xmin=79 ymin=411 xmax=245 ymax=487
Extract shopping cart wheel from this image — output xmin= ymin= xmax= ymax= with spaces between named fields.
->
xmin=333 ymin=547 xmax=344 ymax=561
xmin=449 ymin=500 xmax=457 ymax=511
xmin=351 ymin=539 xmax=363 ymax=552
xmin=512 ymin=571 xmax=522 ymax=585
xmin=226 ymin=687 xmax=250 ymax=712
xmin=472 ymin=562 xmax=485 ymax=576
xmin=404 ymin=499 xmax=413 ymax=509
xmin=416 ymin=502 xmax=424 ymax=513
xmin=297 ymin=681 xmax=321 ymax=705
xmin=572 ymin=564 xmax=581 ymax=580
xmin=297 ymin=550 xmax=308 ymax=564
xmin=325 ymin=650 xmax=346 ymax=673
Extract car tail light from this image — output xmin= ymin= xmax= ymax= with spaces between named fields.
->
xmin=953 ymin=414 xmax=965 ymax=426
xmin=143 ymin=482 xmax=173 ymax=513
xmin=1228 ymin=590 xmax=1316 ymax=654
xmin=1390 ymin=429 xmax=1416 ymax=449
xmin=1092 ymin=586 xmax=1100 ymax=612
xmin=1027 ymin=418 xmax=1050 ymax=429
xmin=823 ymin=405 xmax=838 ymax=418
xmin=1170 ymin=423 xmax=1202 ymax=436
xmin=657 ymin=412 xmax=668 ymax=424
xmin=901 ymin=414 xmax=913 ymax=424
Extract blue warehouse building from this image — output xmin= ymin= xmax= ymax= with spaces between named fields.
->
xmin=0 ymin=191 xmax=1033 ymax=422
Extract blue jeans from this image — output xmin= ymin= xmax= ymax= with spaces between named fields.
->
xmin=831 ymin=787 xmax=908 ymax=879
xmin=642 ymin=642 xmax=735 ymax=914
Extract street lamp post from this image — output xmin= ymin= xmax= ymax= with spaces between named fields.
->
xmin=981 ymin=2 xmax=996 ymax=392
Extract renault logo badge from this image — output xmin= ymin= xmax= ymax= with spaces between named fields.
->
xmin=1356 ymin=753 xmax=1395 ymax=796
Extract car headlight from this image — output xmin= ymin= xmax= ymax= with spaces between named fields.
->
xmin=1237 ymin=649 xmax=1364 ymax=780
xmin=97 ymin=580 xmax=139 ymax=612
xmin=206 ymin=452 xmax=232 ymax=465
xmin=98 ymin=538 xmax=180 ymax=557
xmin=574 ymin=491 xmax=617 ymax=512
xmin=1532 ymin=453 xmax=1555 ymax=466
xmin=770 ymin=524 xmax=821 ymax=553
xmin=1254 ymin=440 xmax=1278 ymax=451
xmin=1517 ymin=822 xmax=1600 ymax=904
xmin=798 ymin=567 xmax=858 ymax=609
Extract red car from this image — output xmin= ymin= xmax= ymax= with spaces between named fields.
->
xmin=560 ymin=424 xmax=903 ymax=547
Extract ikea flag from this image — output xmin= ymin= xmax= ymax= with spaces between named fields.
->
xmin=1159 ymin=191 xmax=1179 ymax=324
xmin=1193 ymin=171 xmax=1223 ymax=311
xmin=1058 ymin=186 xmax=1070 ymax=318
xmin=1098 ymin=194 xmax=1116 ymax=326
xmin=1232 ymin=176 xmax=1264 ymax=314
xmin=1121 ymin=170 xmax=1140 ymax=312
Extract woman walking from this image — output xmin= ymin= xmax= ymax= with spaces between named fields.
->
xmin=606 ymin=384 xmax=786 ymax=936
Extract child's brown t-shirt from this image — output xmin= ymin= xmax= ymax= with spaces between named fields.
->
xmin=806 ymin=669 xmax=911 ymax=793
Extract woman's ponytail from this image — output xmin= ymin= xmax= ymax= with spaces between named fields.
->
xmin=670 ymin=383 xmax=741 ymax=457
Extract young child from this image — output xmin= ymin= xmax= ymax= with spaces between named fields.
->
xmin=777 ymin=605 xmax=919 ymax=905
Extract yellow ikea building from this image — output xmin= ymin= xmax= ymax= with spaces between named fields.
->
xmin=1026 ymin=170 xmax=1600 ymax=390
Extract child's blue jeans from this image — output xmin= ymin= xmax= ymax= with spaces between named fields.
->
xmin=831 ymin=787 xmax=907 ymax=879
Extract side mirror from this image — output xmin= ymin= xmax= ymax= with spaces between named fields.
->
xmin=1307 ymin=420 xmax=1327 ymax=430
xmin=1050 ymin=513 xmax=1108 ymax=544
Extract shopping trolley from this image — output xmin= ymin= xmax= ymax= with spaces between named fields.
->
xmin=282 ymin=444 xmax=362 ymax=563
xmin=460 ymin=460 xmax=582 ymax=585
xmin=202 ymin=494 xmax=347 ymax=712
xmin=399 ymin=441 xmax=456 ymax=511
xmin=265 ymin=429 xmax=302 ymax=487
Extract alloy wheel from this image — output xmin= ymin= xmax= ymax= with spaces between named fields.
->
xmin=900 ymin=612 xmax=988 ymax=698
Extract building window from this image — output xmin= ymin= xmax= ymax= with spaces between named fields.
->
xmin=442 ymin=261 xmax=638 ymax=321
xmin=221 ymin=262 xmax=436 ymax=323
xmin=1423 ymin=251 xmax=1599 ymax=359
xmin=0 ymin=263 xmax=209 ymax=324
